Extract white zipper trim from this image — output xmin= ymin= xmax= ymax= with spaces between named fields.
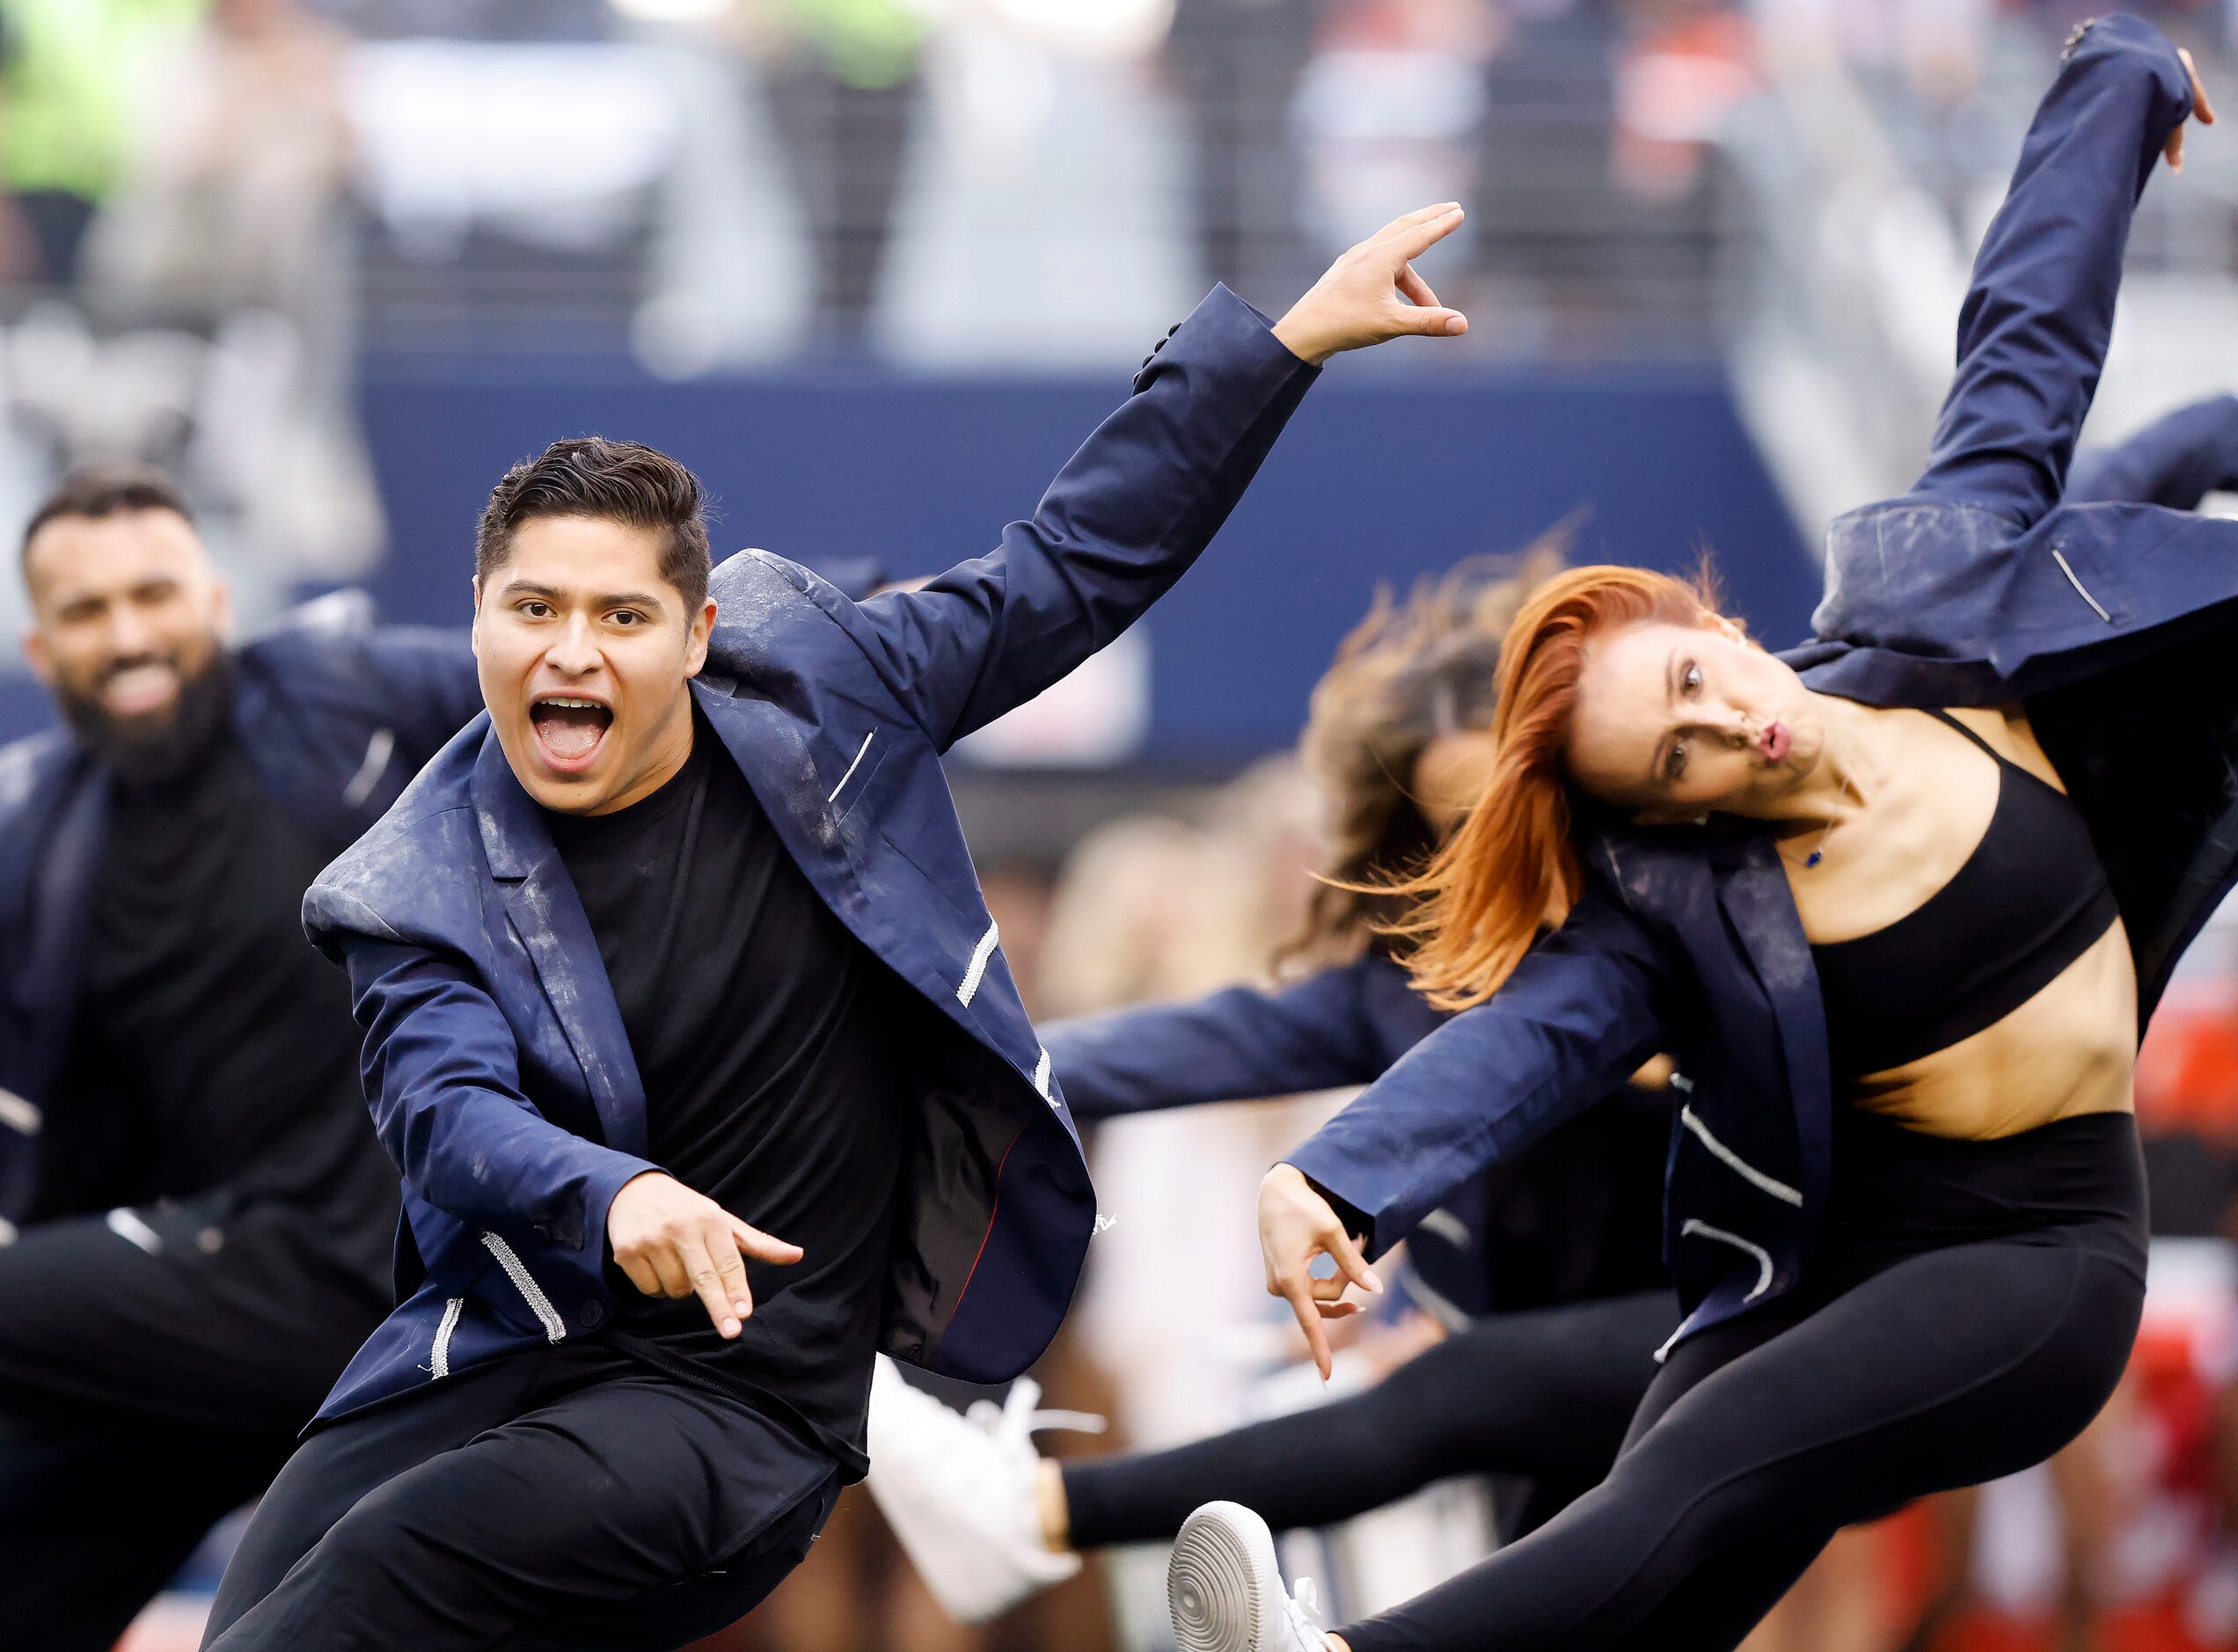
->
xmin=1033 ymin=1046 xmax=1053 ymax=1100
xmin=431 ymin=1296 xmax=464 ymax=1378
xmin=0 ymin=1088 xmax=40 ymax=1136
xmin=106 ymin=1207 xmax=163 ymax=1255
xmin=1679 ymin=1106 xmax=1803 ymax=1207
xmin=480 ymin=1232 xmax=567 ymax=1342
xmin=1653 ymin=1308 xmax=1700 ymax=1364
xmin=342 ymin=727 xmax=398 ymax=808
xmin=1679 ymin=1218 xmax=1775 ymax=1302
xmin=2051 ymin=549 xmax=2113 ymax=624
xmin=957 ymin=919 xmax=1000 ymax=1007
xmin=827 ymin=730 xmax=875 ymax=804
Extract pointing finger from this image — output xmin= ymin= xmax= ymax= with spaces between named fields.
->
xmin=731 ymin=1217 xmax=804 ymax=1267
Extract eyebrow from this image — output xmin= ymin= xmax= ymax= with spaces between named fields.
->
xmin=1647 ymin=647 xmax=1679 ymax=787
xmin=501 ymin=579 xmax=667 ymax=612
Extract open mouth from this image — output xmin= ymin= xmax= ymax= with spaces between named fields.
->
xmin=1762 ymin=721 xmax=1792 ymax=764
xmin=528 ymin=695 xmax=614 ymax=772
xmin=99 ymin=658 xmax=180 ymax=719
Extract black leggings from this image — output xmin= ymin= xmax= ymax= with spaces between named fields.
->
xmin=1064 ymin=1291 xmax=1678 ymax=1549
xmin=1340 ymin=1110 xmax=2149 ymax=1652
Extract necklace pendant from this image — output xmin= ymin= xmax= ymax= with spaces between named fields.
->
xmin=1805 ymin=850 xmax=1824 ymax=868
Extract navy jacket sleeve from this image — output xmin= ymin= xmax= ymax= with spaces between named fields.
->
xmin=1913 ymin=14 xmax=2194 ymax=525
xmin=2067 ymin=394 xmax=2238 ymax=508
xmin=355 ymin=627 xmax=486 ymax=765
xmin=343 ymin=936 xmax=658 ymax=1306
xmin=1282 ymin=892 xmax=1671 ymax=1258
xmin=1044 ymin=962 xmax=1387 ymax=1122
xmin=848 ymin=285 xmax=1319 ymax=749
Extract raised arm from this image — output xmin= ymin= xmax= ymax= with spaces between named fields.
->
xmin=1261 ymin=891 xmax=1672 ymax=1377
xmin=2067 ymin=393 xmax=2238 ymax=508
xmin=851 ymin=207 xmax=1472 ymax=749
xmin=344 ymin=937 xmax=658 ymax=1313
xmin=1045 ymin=955 xmax=1436 ymax=1122
xmin=1913 ymin=15 xmax=2205 ymax=524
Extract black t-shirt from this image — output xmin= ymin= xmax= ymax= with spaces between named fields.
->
xmin=545 ymin=711 xmax=911 ymax=1471
xmin=48 ymin=728 xmax=398 ymax=1287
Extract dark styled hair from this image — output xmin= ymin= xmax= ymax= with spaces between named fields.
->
xmin=1277 ymin=528 xmax=1570 ymax=969
xmin=475 ymin=437 xmax=713 ymax=614
xmin=22 ymin=463 xmax=195 ymax=578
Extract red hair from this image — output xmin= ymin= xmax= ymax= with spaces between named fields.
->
xmin=1379 ymin=563 xmax=1723 ymax=1009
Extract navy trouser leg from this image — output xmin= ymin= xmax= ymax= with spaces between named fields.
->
xmin=204 ymin=1350 xmax=840 ymax=1652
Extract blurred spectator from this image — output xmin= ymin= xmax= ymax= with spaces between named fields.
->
xmin=1167 ymin=0 xmax=1324 ymax=306
xmin=82 ymin=0 xmax=383 ymax=590
xmin=756 ymin=0 xmax=931 ymax=345
xmin=0 ymin=0 xmax=206 ymax=287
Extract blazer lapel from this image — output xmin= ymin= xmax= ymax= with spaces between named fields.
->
xmin=470 ymin=731 xmax=648 ymax=1159
xmin=1711 ymin=835 xmax=1833 ymax=1213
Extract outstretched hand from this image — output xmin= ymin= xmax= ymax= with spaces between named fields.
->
xmin=608 ymin=1170 xmax=803 ymax=1339
xmin=2169 ymin=48 xmax=2217 ymax=172
xmin=1271 ymin=204 xmax=1470 ymax=366
xmin=1258 ymin=1162 xmax=1383 ymax=1382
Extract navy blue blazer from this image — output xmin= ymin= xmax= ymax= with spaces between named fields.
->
xmin=1043 ymin=954 xmax=1668 ymax=1322
xmin=0 ymin=604 xmax=481 ymax=1226
xmin=1289 ymin=15 xmax=2238 ymax=1359
xmin=303 ymin=286 xmax=1320 ymax=1420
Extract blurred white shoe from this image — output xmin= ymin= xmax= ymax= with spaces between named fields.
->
xmin=864 ymin=1355 xmax=1106 ymax=1625
xmin=1168 ymin=1501 xmax=1333 ymax=1652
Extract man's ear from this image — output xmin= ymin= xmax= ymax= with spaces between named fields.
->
xmin=682 ymin=598 xmax=716 ymax=678
xmin=21 ymin=625 xmax=50 ymax=689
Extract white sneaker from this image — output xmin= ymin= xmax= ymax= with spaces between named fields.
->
xmin=1168 ymin=1501 xmax=1333 ymax=1652
xmin=864 ymin=1355 xmax=1106 ymax=1625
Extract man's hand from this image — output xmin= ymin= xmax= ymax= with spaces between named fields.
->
xmin=1271 ymin=203 xmax=1470 ymax=366
xmin=1258 ymin=1163 xmax=1382 ymax=1382
xmin=2169 ymin=48 xmax=2217 ymax=173
xmin=608 ymin=1170 xmax=802 ymax=1339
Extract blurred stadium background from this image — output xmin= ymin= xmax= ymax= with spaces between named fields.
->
xmin=19 ymin=0 xmax=2238 ymax=1648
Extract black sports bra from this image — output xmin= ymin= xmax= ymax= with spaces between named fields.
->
xmin=1810 ymin=710 xmax=2118 ymax=1079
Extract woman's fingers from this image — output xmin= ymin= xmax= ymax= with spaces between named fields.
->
xmin=1276 ymin=1273 xmax=1337 ymax=1381
xmin=2184 ymin=48 xmax=2216 ymax=124
xmin=1324 ymin=1226 xmax=1385 ymax=1297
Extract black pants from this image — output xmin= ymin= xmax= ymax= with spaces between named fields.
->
xmin=1063 ymin=1290 xmax=1678 ymax=1549
xmin=202 ymin=1343 xmax=843 ymax=1652
xmin=0 ymin=1204 xmax=384 ymax=1652
xmin=1341 ymin=1110 xmax=2149 ymax=1652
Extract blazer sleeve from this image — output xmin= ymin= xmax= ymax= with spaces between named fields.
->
xmin=2066 ymin=394 xmax=2238 ymax=508
xmin=355 ymin=627 xmax=487 ymax=765
xmin=342 ymin=936 xmax=660 ymax=1307
xmin=845 ymin=285 xmax=1320 ymax=749
xmin=1912 ymin=14 xmax=2194 ymax=527
xmin=1281 ymin=891 xmax=1673 ymax=1259
xmin=1043 ymin=961 xmax=1391 ymax=1122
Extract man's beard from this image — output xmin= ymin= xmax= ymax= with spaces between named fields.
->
xmin=56 ymin=650 xmax=235 ymax=790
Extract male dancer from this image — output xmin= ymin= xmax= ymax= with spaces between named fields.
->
xmin=200 ymin=205 xmax=1473 ymax=1650
xmin=0 ymin=464 xmax=484 ymax=1650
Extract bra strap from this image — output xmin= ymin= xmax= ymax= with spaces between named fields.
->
xmin=1924 ymin=707 xmax=2002 ymax=764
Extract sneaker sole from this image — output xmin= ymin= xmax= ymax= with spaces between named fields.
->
xmin=1169 ymin=1502 xmax=1284 ymax=1652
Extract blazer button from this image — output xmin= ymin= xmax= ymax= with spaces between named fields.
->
xmin=578 ymin=1300 xmax=606 ymax=1331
